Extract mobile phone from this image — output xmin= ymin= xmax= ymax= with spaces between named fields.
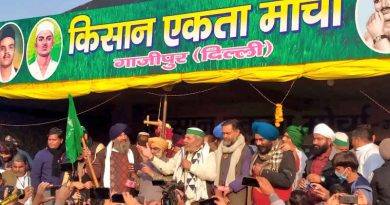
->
xmin=199 ymin=197 xmax=217 ymax=205
xmin=89 ymin=187 xmax=110 ymax=199
xmin=60 ymin=163 xmax=74 ymax=172
xmin=129 ymin=188 xmax=139 ymax=197
xmin=152 ymin=180 xmax=166 ymax=186
xmin=242 ymin=177 xmax=260 ymax=187
xmin=111 ymin=193 xmax=125 ymax=203
xmin=339 ymin=195 xmax=358 ymax=204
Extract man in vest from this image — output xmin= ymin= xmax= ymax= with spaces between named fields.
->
xmin=92 ymin=123 xmax=135 ymax=193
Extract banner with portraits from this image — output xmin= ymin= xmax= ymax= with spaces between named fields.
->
xmin=0 ymin=0 xmax=389 ymax=99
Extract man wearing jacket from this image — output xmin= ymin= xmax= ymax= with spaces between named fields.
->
xmin=250 ymin=121 xmax=296 ymax=205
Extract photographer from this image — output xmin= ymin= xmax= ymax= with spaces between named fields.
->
xmin=138 ymin=127 xmax=216 ymax=204
xmin=2 ymin=154 xmax=33 ymax=204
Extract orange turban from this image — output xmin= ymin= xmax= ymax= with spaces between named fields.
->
xmin=148 ymin=137 xmax=169 ymax=151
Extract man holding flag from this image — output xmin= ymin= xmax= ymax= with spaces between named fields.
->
xmin=32 ymin=95 xmax=84 ymax=205
xmin=65 ymin=95 xmax=108 ymax=204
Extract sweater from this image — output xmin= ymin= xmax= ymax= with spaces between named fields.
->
xmin=31 ymin=148 xmax=65 ymax=189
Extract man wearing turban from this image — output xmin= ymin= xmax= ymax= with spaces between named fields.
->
xmin=250 ymin=121 xmax=296 ymax=205
xmin=298 ymin=123 xmax=340 ymax=203
xmin=281 ymin=125 xmax=308 ymax=190
xmin=91 ymin=123 xmax=135 ymax=194
xmin=137 ymin=137 xmax=171 ymax=202
xmin=137 ymin=127 xmax=216 ymax=204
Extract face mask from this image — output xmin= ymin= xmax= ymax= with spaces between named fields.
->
xmin=335 ymin=169 xmax=348 ymax=182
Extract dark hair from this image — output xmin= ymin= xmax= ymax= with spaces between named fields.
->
xmin=0 ymin=26 xmax=15 ymax=41
xmin=329 ymin=184 xmax=349 ymax=196
xmin=222 ymin=119 xmax=241 ymax=131
xmin=47 ymin=127 xmax=63 ymax=139
xmin=0 ymin=141 xmax=17 ymax=156
xmin=289 ymin=190 xmax=311 ymax=205
xmin=332 ymin=151 xmax=359 ymax=171
xmin=351 ymin=125 xmax=374 ymax=142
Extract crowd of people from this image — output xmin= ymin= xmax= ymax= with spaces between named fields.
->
xmin=0 ymin=119 xmax=389 ymax=205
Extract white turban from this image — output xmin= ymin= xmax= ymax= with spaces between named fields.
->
xmin=36 ymin=20 xmax=54 ymax=38
xmin=313 ymin=123 xmax=335 ymax=141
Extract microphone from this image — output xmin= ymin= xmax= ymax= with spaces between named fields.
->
xmin=0 ymin=189 xmax=24 ymax=205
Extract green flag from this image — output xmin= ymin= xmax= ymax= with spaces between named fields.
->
xmin=66 ymin=94 xmax=83 ymax=163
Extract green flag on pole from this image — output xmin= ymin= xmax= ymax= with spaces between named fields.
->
xmin=66 ymin=94 xmax=83 ymax=163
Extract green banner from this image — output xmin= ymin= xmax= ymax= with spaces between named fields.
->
xmin=0 ymin=0 xmax=387 ymax=85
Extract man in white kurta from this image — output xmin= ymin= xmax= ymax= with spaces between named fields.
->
xmin=138 ymin=127 xmax=216 ymax=205
xmin=28 ymin=20 xmax=58 ymax=81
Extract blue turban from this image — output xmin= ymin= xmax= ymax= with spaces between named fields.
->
xmin=109 ymin=123 xmax=128 ymax=140
xmin=213 ymin=121 xmax=224 ymax=139
xmin=252 ymin=121 xmax=280 ymax=141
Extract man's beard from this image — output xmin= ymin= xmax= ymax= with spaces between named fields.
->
xmin=257 ymin=143 xmax=273 ymax=155
xmin=222 ymin=136 xmax=238 ymax=147
xmin=184 ymin=145 xmax=195 ymax=153
xmin=312 ymin=143 xmax=329 ymax=157
xmin=113 ymin=139 xmax=130 ymax=154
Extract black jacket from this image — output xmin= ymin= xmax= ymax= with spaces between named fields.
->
xmin=371 ymin=160 xmax=390 ymax=205
xmin=261 ymin=150 xmax=296 ymax=189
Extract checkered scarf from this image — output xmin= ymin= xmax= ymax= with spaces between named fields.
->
xmin=255 ymin=139 xmax=284 ymax=172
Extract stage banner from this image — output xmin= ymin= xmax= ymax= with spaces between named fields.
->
xmin=0 ymin=0 xmax=387 ymax=85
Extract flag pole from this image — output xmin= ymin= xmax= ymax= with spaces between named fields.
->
xmin=81 ymin=135 xmax=100 ymax=187
xmin=161 ymin=94 xmax=168 ymax=139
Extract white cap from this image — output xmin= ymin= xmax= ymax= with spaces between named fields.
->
xmin=334 ymin=132 xmax=349 ymax=146
xmin=36 ymin=20 xmax=54 ymax=38
xmin=313 ymin=123 xmax=335 ymax=141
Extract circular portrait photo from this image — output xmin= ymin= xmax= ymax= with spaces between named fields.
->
xmin=0 ymin=23 xmax=24 ymax=83
xmin=27 ymin=17 xmax=63 ymax=81
xmin=356 ymin=0 xmax=390 ymax=54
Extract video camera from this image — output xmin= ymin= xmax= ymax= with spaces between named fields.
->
xmin=0 ymin=186 xmax=15 ymax=200
xmin=152 ymin=180 xmax=185 ymax=205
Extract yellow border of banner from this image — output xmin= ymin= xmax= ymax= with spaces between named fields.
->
xmin=0 ymin=58 xmax=389 ymax=99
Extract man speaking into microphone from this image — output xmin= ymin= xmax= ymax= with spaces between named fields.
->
xmin=137 ymin=127 xmax=216 ymax=205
